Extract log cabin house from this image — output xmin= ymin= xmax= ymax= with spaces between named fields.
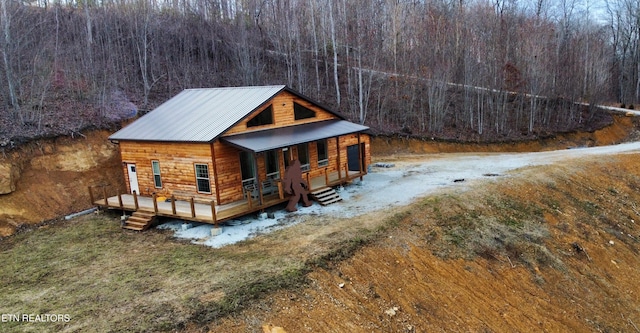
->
xmin=92 ymin=85 xmax=370 ymax=230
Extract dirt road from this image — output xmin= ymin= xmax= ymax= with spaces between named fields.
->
xmin=299 ymin=141 xmax=640 ymax=219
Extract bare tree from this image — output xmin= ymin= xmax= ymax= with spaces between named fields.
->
xmin=328 ymin=0 xmax=340 ymax=107
xmin=0 ymin=0 xmax=624 ymax=142
xmin=0 ymin=0 xmax=19 ymax=118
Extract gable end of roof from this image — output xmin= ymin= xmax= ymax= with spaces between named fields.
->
xmin=109 ymin=85 xmax=351 ymax=143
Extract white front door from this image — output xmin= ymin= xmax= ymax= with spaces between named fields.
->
xmin=127 ymin=163 xmax=140 ymax=194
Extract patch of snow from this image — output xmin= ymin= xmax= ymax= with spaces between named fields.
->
xmin=158 ymin=141 xmax=640 ymax=248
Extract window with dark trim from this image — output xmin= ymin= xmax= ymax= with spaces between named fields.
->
xmin=247 ymin=105 xmax=274 ymax=127
xmin=294 ymin=102 xmax=316 ymax=120
xmin=239 ymin=151 xmax=256 ymax=181
xmin=316 ymin=140 xmax=328 ymax=167
xmin=194 ymin=164 xmax=211 ymax=193
xmin=265 ymin=150 xmax=279 ymax=179
xmin=297 ymin=143 xmax=310 ymax=171
xmin=151 ymin=160 xmax=162 ymax=188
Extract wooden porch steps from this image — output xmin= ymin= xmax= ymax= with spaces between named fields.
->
xmin=310 ymin=187 xmax=342 ymax=206
xmin=123 ymin=211 xmax=156 ymax=231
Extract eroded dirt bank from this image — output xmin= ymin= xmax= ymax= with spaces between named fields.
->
xmin=0 ymin=131 xmax=123 ymax=236
xmin=372 ymin=113 xmax=637 ymax=155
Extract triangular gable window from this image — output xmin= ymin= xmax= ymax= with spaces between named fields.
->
xmin=247 ymin=105 xmax=274 ymax=127
xmin=294 ymin=103 xmax=316 ymax=120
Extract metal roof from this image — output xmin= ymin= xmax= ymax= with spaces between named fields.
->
xmin=109 ymin=85 xmax=288 ymax=142
xmin=221 ymin=120 xmax=369 ymax=153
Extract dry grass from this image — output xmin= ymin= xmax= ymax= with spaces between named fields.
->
xmin=422 ymin=191 xmax=554 ymax=269
xmin=411 ymin=154 xmax=640 ymax=275
xmin=0 ymin=214 xmax=303 ymax=332
xmin=0 ymin=204 xmax=407 ymax=332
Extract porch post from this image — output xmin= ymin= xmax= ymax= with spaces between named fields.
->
xmin=152 ymin=193 xmax=158 ymax=213
xmin=357 ymin=133 xmax=363 ymax=181
xmin=324 ymin=168 xmax=329 ymax=186
xmin=88 ymin=186 xmax=95 ymax=205
xmin=117 ymin=192 xmax=123 ymax=209
xmin=102 ymin=185 xmax=108 ymax=206
xmin=336 ymin=136 xmax=342 ymax=180
xmin=133 ymin=191 xmax=139 ymax=210
xmin=211 ymin=141 xmax=222 ymax=206
xmin=210 ymin=200 xmax=217 ymax=224
xmin=254 ymin=152 xmax=263 ymax=206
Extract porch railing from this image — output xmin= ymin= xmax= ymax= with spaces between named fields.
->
xmin=89 ymin=185 xmax=217 ymax=224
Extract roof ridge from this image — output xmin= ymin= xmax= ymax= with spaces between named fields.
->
xmin=183 ymin=85 xmax=286 ymax=91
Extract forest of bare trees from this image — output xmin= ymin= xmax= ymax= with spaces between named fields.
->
xmin=0 ymin=0 xmax=637 ymax=144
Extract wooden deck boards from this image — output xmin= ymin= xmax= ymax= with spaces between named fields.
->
xmin=309 ymin=170 xmax=360 ymax=190
xmin=94 ymin=169 xmax=364 ymax=225
xmin=97 ymin=193 xmax=287 ymax=224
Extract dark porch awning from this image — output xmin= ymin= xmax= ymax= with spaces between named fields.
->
xmin=221 ymin=119 xmax=368 ymax=153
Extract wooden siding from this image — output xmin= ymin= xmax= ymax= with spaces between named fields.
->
xmin=224 ymin=91 xmax=338 ymax=135
xmin=338 ymin=133 xmax=371 ymax=172
xmin=212 ymin=140 xmax=245 ymax=203
xmin=119 ymin=141 xmax=215 ymax=200
xmin=118 ymin=133 xmax=370 ymax=207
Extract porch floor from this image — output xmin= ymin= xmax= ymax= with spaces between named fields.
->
xmin=96 ymin=193 xmax=287 ymax=224
xmin=308 ymin=169 xmax=362 ymax=190
xmin=94 ymin=169 xmax=364 ymax=225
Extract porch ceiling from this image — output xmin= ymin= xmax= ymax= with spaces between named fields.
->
xmin=221 ymin=119 xmax=368 ymax=153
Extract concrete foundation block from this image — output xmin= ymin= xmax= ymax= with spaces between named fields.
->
xmin=211 ymin=227 xmax=223 ymax=236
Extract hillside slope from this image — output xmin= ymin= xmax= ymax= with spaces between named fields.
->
xmin=204 ymin=154 xmax=640 ymax=332
xmin=1 ymin=115 xmax=640 ymax=332
xmin=0 ymin=113 xmax=636 ymax=238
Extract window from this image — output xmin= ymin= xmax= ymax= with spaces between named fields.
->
xmin=247 ymin=105 xmax=273 ymax=127
xmin=239 ymin=151 xmax=256 ymax=182
xmin=316 ymin=140 xmax=328 ymax=167
xmin=194 ymin=164 xmax=211 ymax=193
xmin=283 ymin=148 xmax=291 ymax=168
xmin=265 ymin=150 xmax=279 ymax=179
xmin=151 ymin=160 xmax=162 ymax=188
xmin=239 ymin=151 xmax=256 ymax=198
xmin=294 ymin=102 xmax=316 ymax=120
xmin=297 ymin=143 xmax=310 ymax=171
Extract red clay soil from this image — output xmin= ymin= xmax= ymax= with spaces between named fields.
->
xmin=0 ymin=130 xmax=123 ymax=236
xmin=372 ymin=113 xmax=636 ymax=155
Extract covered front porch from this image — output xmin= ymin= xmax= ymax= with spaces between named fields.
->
xmin=90 ymin=168 xmax=364 ymax=227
